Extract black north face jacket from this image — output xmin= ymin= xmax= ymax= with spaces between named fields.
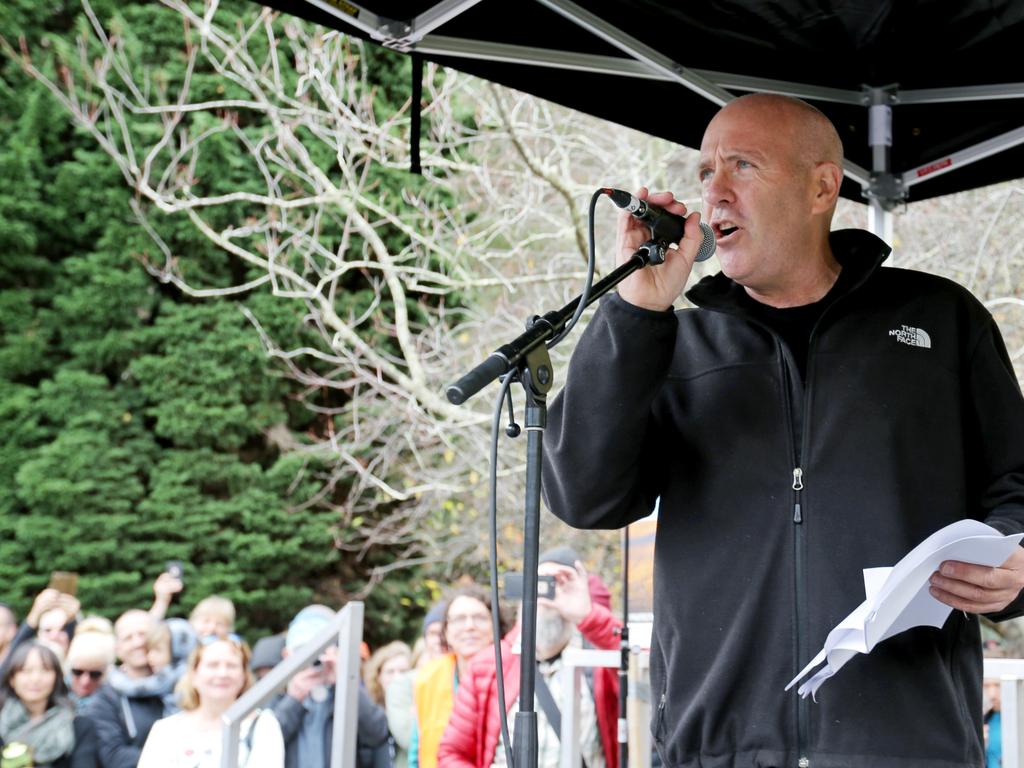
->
xmin=542 ymin=230 xmax=1024 ymax=768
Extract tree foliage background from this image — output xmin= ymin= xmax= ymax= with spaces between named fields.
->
xmin=0 ymin=0 xmax=460 ymax=643
xmin=2 ymin=0 xmax=1024 ymax=650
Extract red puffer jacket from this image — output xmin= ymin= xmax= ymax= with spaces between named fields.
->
xmin=437 ymin=602 xmax=622 ymax=768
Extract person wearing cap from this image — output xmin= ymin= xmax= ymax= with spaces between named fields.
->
xmin=271 ymin=605 xmax=390 ymax=768
xmin=437 ymin=548 xmax=621 ymax=768
xmin=418 ymin=602 xmax=445 ymax=668
xmin=250 ymin=634 xmax=286 ymax=680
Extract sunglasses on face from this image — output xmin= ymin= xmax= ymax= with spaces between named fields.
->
xmin=70 ymin=669 xmax=104 ymax=680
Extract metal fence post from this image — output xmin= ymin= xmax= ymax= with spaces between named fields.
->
xmin=220 ymin=602 xmax=363 ymax=768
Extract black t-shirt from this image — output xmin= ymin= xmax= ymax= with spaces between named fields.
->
xmin=741 ymin=268 xmax=849 ymax=382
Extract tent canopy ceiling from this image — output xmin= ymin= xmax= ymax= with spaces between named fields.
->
xmin=262 ymin=0 xmax=1024 ymax=205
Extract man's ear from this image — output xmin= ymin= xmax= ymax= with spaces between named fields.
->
xmin=281 ymin=647 xmax=291 ymax=659
xmin=811 ymin=161 xmax=842 ymax=214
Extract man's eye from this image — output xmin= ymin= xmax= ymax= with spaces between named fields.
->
xmin=737 ymin=160 xmax=752 ymax=169
xmin=699 ymin=169 xmax=712 ymax=182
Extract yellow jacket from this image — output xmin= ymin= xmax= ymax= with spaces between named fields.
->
xmin=412 ymin=652 xmax=457 ymax=768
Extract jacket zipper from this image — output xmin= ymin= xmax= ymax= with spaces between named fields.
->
xmin=656 ymin=691 xmax=667 ymax=741
xmin=778 ymin=346 xmax=810 ymax=768
xmin=793 ymin=463 xmax=809 ymax=768
xmin=791 ymin=293 xmax=850 ymax=768
xmin=792 ymin=468 xmax=804 ymax=522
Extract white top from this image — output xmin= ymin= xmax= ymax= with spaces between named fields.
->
xmin=490 ymin=653 xmax=605 ymax=768
xmin=137 ymin=709 xmax=285 ymax=768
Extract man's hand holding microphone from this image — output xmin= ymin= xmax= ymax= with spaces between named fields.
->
xmin=613 ymin=187 xmax=708 ymax=312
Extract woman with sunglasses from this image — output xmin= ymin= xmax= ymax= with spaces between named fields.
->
xmin=0 ymin=641 xmax=99 ymax=767
xmin=64 ymin=618 xmax=115 ymax=715
xmin=138 ymin=636 xmax=283 ymax=767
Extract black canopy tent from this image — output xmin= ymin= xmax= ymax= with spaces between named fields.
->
xmin=260 ymin=0 xmax=1024 ymax=242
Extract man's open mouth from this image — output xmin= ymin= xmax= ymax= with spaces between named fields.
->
xmin=713 ymin=222 xmax=740 ymax=241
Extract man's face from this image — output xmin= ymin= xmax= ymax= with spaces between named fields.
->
xmin=115 ymin=612 xmax=152 ymax=673
xmin=699 ymin=102 xmax=816 ymax=295
xmin=319 ymin=644 xmax=337 ymax=686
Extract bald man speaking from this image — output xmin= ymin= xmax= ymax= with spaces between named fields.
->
xmin=543 ymin=94 xmax=1024 ymax=768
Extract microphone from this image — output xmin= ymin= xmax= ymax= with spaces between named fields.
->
xmin=604 ymin=188 xmax=716 ymax=262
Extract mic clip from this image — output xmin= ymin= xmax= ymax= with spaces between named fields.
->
xmin=637 ymin=240 xmax=667 ymax=266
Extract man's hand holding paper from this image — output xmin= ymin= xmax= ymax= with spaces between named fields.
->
xmin=930 ymin=544 xmax=1024 ymax=613
xmin=787 ymin=519 xmax=1024 ymax=699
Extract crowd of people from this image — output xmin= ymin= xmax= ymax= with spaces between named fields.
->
xmin=0 ymin=546 xmax=626 ymax=768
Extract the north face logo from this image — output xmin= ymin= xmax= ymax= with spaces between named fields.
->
xmin=889 ymin=325 xmax=931 ymax=349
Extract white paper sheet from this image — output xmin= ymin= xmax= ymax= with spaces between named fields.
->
xmin=785 ymin=519 xmax=1023 ymax=699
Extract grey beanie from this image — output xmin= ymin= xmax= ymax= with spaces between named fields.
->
xmin=538 ymin=545 xmax=581 ymax=568
xmin=422 ymin=600 xmax=447 ymax=636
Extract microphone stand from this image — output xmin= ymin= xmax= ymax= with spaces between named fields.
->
xmin=447 ymin=239 xmax=669 ymax=768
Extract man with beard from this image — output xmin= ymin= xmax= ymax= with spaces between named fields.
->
xmin=437 ymin=547 xmax=621 ymax=768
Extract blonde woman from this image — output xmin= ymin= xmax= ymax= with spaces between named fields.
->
xmin=364 ymin=641 xmax=411 ymax=768
xmin=64 ymin=618 xmax=115 ymax=714
xmin=138 ymin=636 xmax=283 ymax=768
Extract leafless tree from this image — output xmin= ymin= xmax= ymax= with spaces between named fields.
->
xmin=1 ymin=0 xmax=678 ymax=587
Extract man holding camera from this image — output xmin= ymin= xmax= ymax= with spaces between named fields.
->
xmin=272 ymin=604 xmax=390 ymax=768
xmin=437 ymin=546 xmax=621 ymax=768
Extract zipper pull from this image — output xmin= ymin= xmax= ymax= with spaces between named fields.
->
xmin=659 ymin=692 xmax=666 ymax=711
xmin=792 ymin=467 xmax=804 ymax=523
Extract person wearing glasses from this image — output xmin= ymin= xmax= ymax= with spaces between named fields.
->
xmin=0 ymin=641 xmax=99 ymax=767
xmin=410 ymin=585 xmax=508 ymax=768
xmin=138 ymin=636 xmax=283 ymax=767
xmin=65 ymin=618 xmax=116 ymax=715
xmin=437 ymin=549 xmax=621 ymax=768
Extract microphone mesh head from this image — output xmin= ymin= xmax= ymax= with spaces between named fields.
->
xmin=696 ymin=221 xmax=717 ymax=262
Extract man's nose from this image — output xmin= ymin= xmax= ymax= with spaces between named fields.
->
xmin=703 ymin=170 xmax=733 ymax=206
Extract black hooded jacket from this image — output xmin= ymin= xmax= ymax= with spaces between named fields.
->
xmin=542 ymin=230 xmax=1024 ymax=768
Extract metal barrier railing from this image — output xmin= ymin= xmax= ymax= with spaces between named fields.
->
xmin=561 ymin=647 xmax=621 ymax=768
xmin=219 ymin=602 xmax=364 ymax=768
